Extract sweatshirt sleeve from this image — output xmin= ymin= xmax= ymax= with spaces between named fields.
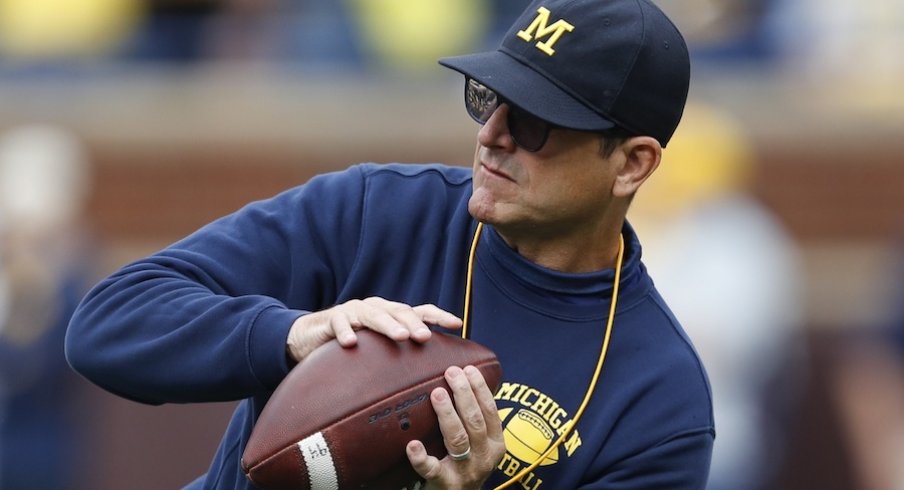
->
xmin=65 ymin=166 xmax=367 ymax=405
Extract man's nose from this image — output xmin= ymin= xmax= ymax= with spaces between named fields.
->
xmin=477 ymin=104 xmax=516 ymax=152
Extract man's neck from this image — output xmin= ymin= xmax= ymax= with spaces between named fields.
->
xmin=493 ymin=220 xmax=625 ymax=274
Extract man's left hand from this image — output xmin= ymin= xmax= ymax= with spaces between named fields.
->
xmin=406 ymin=365 xmax=505 ymax=489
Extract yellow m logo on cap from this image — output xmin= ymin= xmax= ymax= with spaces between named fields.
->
xmin=516 ymin=6 xmax=575 ymax=56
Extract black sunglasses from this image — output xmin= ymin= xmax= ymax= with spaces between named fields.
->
xmin=464 ymin=78 xmax=555 ymax=152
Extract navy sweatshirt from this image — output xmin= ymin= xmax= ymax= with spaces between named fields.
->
xmin=66 ymin=163 xmax=713 ymax=489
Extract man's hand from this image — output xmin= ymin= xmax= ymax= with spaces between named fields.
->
xmin=286 ymin=297 xmax=463 ymax=363
xmin=406 ymin=365 xmax=506 ymax=490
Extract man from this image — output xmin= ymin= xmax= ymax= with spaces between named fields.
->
xmin=66 ymin=0 xmax=714 ymax=488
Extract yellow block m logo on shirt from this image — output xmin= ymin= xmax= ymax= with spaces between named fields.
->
xmin=516 ymin=6 xmax=575 ymax=56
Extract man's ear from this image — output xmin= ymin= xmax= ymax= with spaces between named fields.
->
xmin=613 ymin=136 xmax=662 ymax=198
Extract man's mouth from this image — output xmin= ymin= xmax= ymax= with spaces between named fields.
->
xmin=480 ymin=161 xmax=515 ymax=182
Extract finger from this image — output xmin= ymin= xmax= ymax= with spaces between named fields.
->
xmin=384 ymin=305 xmax=434 ymax=343
xmin=388 ymin=303 xmax=464 ymax=343
xmin=406 ymin=440 xmax=443 ymax=481
xmin=361 ymin=298 xmax=434 ymax=343
xmin=329 ymin=313 xmax=358 ymax=347
xmin=355 ymin=299 xmax=412 ymax=341
xmin=431 ymin=384 xmax=471 ymax=458
xmin=464 ymin=365 xmax=503 ymax=440
xmin=412 ymin=304 xmax=463 ymax=330
xmin=446 ymin=366 xmax=488 ymax=444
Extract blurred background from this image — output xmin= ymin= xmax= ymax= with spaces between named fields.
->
xmin=0 ymin=0 xmax=901 ymax=488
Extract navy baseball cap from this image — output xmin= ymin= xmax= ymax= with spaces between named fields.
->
xmin=439 ymin=0 xmax=690 ymax=147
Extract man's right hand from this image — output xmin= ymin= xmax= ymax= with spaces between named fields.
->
xmin=286 ymin=297 xmax=463 ymax=363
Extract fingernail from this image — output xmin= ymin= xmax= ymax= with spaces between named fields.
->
xmin=406 ymin=440 xmax=423 ymax=457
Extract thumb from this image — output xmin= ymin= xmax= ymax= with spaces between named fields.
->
xmin=406 ymin=440 xmax=443 ymax=481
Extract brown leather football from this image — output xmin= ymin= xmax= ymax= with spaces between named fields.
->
xmin=241 ymin=330 xmax=502 ymax=490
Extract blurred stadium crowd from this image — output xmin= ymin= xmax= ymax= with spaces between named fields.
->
xmin=0 ymin=0 xmax=903 ymax=489
xmin=0 ymin=0 xmax=896 ymax=72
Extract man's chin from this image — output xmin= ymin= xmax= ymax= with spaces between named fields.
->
xmin=467 ymin=191 xmax=498 ymax=224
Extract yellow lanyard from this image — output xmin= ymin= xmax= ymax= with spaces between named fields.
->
xmin=460 ymin=222 xmax=625 ymax=490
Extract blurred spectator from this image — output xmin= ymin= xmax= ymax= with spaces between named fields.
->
xmin=345 ymin=0 xmax=489 ymax=73
xmin=120 ymin=0 xmax=221 ymax=62
xmin=120 ymin=0 xmax=367 ymax=66
xmin=630 ymin=102 xmax=807 ymax=490
xmin=243 ymin=0 xmax=366 ymax=67
xmin=123 ymin=0 xmax=282 ymax=63
xmin=789 ymin=0 xmax=904 ymax=78
xmin=0 ymin=124 xmax=99 ymax=490
xmin=659 ymin=0 xmax=791 ymax=63
xmin=895 ymin=232 xmax=904 ymax=354
xmin=0 ymin=0 xmax=140 ymax=61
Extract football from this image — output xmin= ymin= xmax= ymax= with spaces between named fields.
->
xmin=241 ymin=329 xmax=503 ymax=490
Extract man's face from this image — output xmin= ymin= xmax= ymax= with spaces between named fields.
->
xmin=469 ymin=103 xmax=622 ymax=238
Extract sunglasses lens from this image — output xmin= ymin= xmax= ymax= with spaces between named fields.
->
xmin=506 ymin=106 xmax=549 ymax=152
xmin=464 ymin=78 xmax=552 ymax=152
xmin=465 ymin=79 xmax=498 ymax=124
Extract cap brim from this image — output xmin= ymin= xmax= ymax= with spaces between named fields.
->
xmin=439 ymin=50 xmax=616 ymax=132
